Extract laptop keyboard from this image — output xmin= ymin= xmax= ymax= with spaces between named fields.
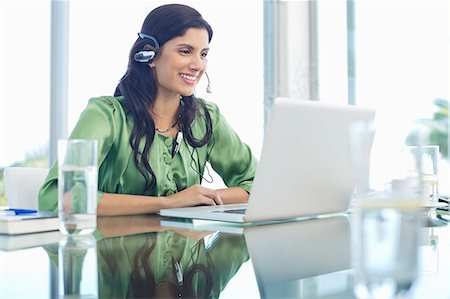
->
xmin=213 ymin=208 xmax=246 ymax=214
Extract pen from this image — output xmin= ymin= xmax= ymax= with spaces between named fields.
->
xmin=438 ymin=195 xmax=449 ymax=204
xmin=0 ymin=208 xmax=38 ymax=216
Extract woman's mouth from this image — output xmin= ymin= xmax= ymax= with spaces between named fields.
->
xmin=180 ymin=73 xmax=197 ymax=84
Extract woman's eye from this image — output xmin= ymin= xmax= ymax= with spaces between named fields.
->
xmin=201 ymin=52 xmax=208 ymax=58
xmin=179 ymin=49 xmax=190 ymax=55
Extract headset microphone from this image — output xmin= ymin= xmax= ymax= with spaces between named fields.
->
xmin=205 ymin=72 xmax=212 ymax=93
xmin=134 ymin=50 xmax=156 ymax=63
xmin=172 ymin=130 xmax=183 ymax=157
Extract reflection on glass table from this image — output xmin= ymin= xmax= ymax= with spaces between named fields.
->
xmin=1 ymin=211 xmax=448 ymax=299
xmin=58 ymin=235 xmax=98 ymax=298
xmin=42 ymin=215 xmax=249 ymax=298
xmin=244 ymin=215 xmax=351 ymax=298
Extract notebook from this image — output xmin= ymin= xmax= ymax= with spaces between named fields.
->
xmin=159 ymin=98 xmax=376 ymax=223
xmin=0 ymin=211 xmax=59 ymax=235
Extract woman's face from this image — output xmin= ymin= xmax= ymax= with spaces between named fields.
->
xmin=151 ymin=28 xmax=209 ymax=98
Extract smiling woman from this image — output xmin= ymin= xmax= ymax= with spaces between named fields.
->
xmin=38 ymin=4 xmax=258 ymax=216
xmin=149 ymin=28 xmax=210 ymax=102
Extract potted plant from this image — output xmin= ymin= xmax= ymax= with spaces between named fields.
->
xmin=406 ymin=98 xmax=448 ymax=160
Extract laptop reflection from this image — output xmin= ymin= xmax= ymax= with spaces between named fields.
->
xmin=245 ymin=215 xmax=351 ymax=298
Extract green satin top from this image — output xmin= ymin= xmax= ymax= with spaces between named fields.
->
xmin=38 ymin=96 xmax=258 ymax=212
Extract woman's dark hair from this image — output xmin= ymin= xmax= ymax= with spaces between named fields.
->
xmin=127 ymin=235 xmax=213 ymax=298
xmin=114 ymin=4 xmax=214 ymax=191
xmin=128 ymin=235 xmax=157 ymax=298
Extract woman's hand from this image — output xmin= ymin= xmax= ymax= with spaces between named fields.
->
xmin=166 ymin=184 xmax=223 ymax=208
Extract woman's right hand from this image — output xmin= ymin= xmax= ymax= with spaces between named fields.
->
xmin=166 ymin=184 xmax=223 ymax=208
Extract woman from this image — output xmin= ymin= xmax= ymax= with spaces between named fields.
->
xmin=38 ymin=4 xmax=258 ymax=215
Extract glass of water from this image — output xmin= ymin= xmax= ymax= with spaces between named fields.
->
xmin=350 ymin=122 xmax=422 ymax=299
xmin=58 ymin=139 xmax=98 ymax=235
xmin=404 ymin=145 xmax=440 ymax=202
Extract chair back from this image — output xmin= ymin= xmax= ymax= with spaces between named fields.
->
xmin=4 ymin=167 xmax=49 ymax=210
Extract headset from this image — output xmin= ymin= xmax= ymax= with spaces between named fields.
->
xmin=171 ymin=125 xmax=214 ymax=184
xmin=134 ymin=32 xmax=160 ymax=63
xmin=135 ymin=32 xmax=212 ymax=94
xmin=134 ymin=32 xmax=213 ymax=93
xmin=205 ymin=72 xmax=212 ymax=94
xmin=134 ymin=33 xmax=214 ymax=184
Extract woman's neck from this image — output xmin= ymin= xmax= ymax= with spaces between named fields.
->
xmin=150 ymin=95 xmax=181 ymax=133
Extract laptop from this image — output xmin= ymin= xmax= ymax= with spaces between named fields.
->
xmin=159 ymin=98 xmax=376 ymax=223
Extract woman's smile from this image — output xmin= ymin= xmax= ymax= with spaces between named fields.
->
xmin=180 ymin=73 xmax=198 ymax=85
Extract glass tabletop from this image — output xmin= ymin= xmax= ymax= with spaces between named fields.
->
xmin=0 ymin=210 xmax=448 ymax=298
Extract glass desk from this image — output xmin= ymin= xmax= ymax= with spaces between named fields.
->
xmin=1 ymin=210 xmax=448 ymax=298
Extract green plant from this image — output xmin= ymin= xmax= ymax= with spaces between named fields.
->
xmin=406 ymin=98 xmax=448 ymax=159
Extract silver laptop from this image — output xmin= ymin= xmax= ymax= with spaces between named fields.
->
xmin=159 ymin=98 xmax=376 ymax=223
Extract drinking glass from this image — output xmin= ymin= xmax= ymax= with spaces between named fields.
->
xmin=58 ymin=139 xmax=98 ymax=235
xmin=404 ymin=145 xmax=439 ymax=202
xmin=59 ymin=235 xmax=98 ymax=298
xmin=350 ymin=122 xmax=422 ymax=299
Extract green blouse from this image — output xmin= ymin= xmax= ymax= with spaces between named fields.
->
xmin=38 ymin=96 xmax=258 ymax=212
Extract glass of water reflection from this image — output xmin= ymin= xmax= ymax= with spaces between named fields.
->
xmin=58 ymin=139 xmax=98 ymax=235
xmin=59 ymin=235 xmax=98 ymax=298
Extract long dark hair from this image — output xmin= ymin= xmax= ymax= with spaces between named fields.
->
xmin=127 ymin=234 xmax=213 ymax=298
xmin=114 ymin=4 xmax=214 ymax=191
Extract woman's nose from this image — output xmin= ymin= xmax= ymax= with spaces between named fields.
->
xmin=189 ymin=55 xmax=204 ymax=71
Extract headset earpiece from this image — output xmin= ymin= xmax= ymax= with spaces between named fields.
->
xmin=134 ymin=32 xmax=160 ymax=63
xmin=134 ymin=50 xmax=156 ymax=63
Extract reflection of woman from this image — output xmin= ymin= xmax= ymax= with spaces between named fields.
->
xmin=44 ymin=216 xmax=249 ymax=298
xmin=39 ymin=3 xmax=258 ymax=215
xmin=98 ymin=231 xmax=248 ymax=298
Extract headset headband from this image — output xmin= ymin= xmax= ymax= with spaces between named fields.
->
xmin=138 ymin=32 xmax=160 ymax=49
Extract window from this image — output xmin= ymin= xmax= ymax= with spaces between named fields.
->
xmin=317 ymin=0 xmax=449 ymax=194
xmin=353 ymin=1 xmax=449 ymax=194
xmin=317 ymin=0 xmax=348 ymax=104
xmin=0 ymin=1 xmax=50 ymax=206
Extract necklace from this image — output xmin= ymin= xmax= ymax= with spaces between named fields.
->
xmin=155 ymin=123 xmax=178 ymax=133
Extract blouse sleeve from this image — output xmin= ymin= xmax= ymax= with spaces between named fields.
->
xmin=38 ymin=97 xmax=121 ymax=212
xmin=205 ymin=102 xmax=258 ymax=193
xmin=208 ymin=233 xmax=250 ymax=296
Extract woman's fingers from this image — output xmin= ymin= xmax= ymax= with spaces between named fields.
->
xmin=198 ymin=185 xmax=223 ymax=205
xmin=167 ymin=184 xmax=223 ymax=207
xmin=212 ymin=192 xmax=223 ymax=205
